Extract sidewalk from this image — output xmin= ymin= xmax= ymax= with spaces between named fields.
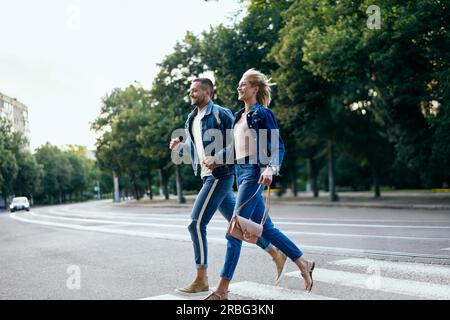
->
xmin=270 ymin=190 xmax=450 ymax=210
xmin=116 ymin=190 xmax=450 ymax=211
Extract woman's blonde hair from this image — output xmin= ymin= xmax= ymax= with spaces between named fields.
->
xmin=242 ymin=68 xmax=274 ymax=107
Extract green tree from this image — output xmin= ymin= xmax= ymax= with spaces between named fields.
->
xmin=34 ymin=143 xmax=73 ymax=204
xmin=200 ymin=0 xmax=291 ymax=110
xmin=93 ymin=86 xmax=149 ymax=200
xmin=270 ymin=0 xmax=346 ymax=200
xmin=12 ymin=149 xmax=43 ymax=202
xmin=300 ymin=0 xmax=449 ymax=188
xmin=94 ymin=85 xmax=155 ymax=201
xmin=0 ymin=118 xmax=18 ymax=204
xmin=138 ymin=32 xmax=206 ymax=202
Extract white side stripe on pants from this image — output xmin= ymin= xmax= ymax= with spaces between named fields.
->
xmin=197 ymin=179 xmax=219 ymax=265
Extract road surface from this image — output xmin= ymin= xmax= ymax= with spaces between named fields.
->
xmin=1 ymin=200 xmax=450 ymax=300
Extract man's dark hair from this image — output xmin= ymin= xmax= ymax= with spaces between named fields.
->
xmin=193 ymin=78 xmax=214 ymax=97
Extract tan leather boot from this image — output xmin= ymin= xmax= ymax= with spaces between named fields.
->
xmin=176 ymin=277 xmax=209 ymax=294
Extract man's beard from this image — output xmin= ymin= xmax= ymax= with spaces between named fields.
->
xmin=192 ymin=97 xmax=206 ymax=107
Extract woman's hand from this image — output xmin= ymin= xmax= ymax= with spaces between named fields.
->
xmin=258 ymin=167 xmax=274 ymax=186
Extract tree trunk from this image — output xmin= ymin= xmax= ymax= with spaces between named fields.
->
xmin=113 ymin=172 xmax=120 ymax=203
xmin=372 ymin=166 xmax=381 ymax=198
xmin=291 ymin=168 xmax=298 ymax=197
xmin=328 ymin=140 xmax=339 ymax=202
xmin=307 ymin=158 xmax=319 ymax=198
xmin=147 ymin=173 xmax=153 ymax=200
xmin=133 ymin=180 xmax=140 ymax=200
xmin=175 ymin=165 xmax=186 ymax=203
xmin=158 ymin=169 xmax=169 ymax=200
xmin=159 ymin=169 xmax=164 ymax=197
xmin=1 ymin=192 xmax=6 ymax=209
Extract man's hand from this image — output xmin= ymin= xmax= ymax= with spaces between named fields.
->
xmin=258 ymin=167 xmax=274 ymax=186
xmin=169 ymin=138 xmax=181 ymax=151
xmin=203 ymin=156 xmax=218 ymax=170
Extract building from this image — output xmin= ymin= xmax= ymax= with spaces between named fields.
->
xmin=0 ymin=91 xmax=30 ymax=149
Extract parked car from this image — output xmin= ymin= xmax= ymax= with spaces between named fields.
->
xmin=10 ymin=197 xmax=30 ymax=213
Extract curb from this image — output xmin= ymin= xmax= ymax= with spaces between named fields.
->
xmin=273 ymin=201 xmax=450 ymax=210
xmin=112 ymin=200 xmax=450 ymax=211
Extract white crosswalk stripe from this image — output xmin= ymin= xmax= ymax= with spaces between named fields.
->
xmin=139 ymin=258 xmax=450 ymax=300
xmin=140 ymin=294 xmax=188 ymax=300
xmin=285 ymin=267 xmax=450 ymax=300
xmin=329 ymin=258 xmax=450 ymax=279
xmin=229 ymin=281 xmax=336 ymax=300
xmin=140 ymin=281 xmax=335 ymax=300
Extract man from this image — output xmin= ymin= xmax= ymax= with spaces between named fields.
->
xmin=169 ymin=78 xmax=287 ymax=294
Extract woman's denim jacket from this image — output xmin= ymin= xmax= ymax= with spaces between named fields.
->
xmin=233 ymin=103 xmax=285 ymax=175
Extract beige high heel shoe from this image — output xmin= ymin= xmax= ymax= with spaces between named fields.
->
xmin=273 ymin=249 xmax=288 ymax=284
xmin=300 ymin=260 xmax=315 ymax=293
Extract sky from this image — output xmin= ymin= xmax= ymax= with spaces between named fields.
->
xmin=0 ymin=0 xmax=244 ymax=152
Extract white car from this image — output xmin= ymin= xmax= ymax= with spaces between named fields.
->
xmin=10 ymin=197 xmax=30 ymax=213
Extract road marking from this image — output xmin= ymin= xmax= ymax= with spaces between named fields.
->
xmin=285 ymin=268 xmax=450 ymax=300
xmin=97 ymin=223 xmax=132 ymax=229
xmin=46 ymin=209 xmax=192 ymax=221
xmin=140 ymin=294 xmax=188 ymax=300
xmin=270 ymin=217 xmax=450 ymax=223
xmin=298 ymin=245 xmax=450 ymax=261
xmin=139 ymin=282 xmax=334 ymax=300
xmin=329 ymin=258 xmax=450 ymax=279
xmin=11 ymin=212 xmax=192 ymax=241
xmin=10 ymin=213 xmax=450 ymax=262
xmin=276 ymin=222 xmax=450 ymax=229
xmin=281 ymin=231 xmax=448 ymax=241
xmin=55 ymin=206 xmax=450 ymax=223
xmin=54 ymin=208 xmax=190 ymax=219
xmin=441 ymin=248 xmax=450 ymax=251
xmin=30 ymin=211 xmax=189 ymax=229
xmin=37 ymin=207 xmax=450 ymax=229
xmin=27 ymin=212 xmax=450 ymax=242
xmin=229 ymin=281 xmax=336 ymax=300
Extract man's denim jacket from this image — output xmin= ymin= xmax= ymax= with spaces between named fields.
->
xmin=181 ymin=100 xmax=235 ymax=177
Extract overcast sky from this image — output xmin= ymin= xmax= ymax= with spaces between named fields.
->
xmin=0 ymin=0 xmax=244 ymax=151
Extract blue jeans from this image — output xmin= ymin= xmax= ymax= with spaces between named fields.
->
xmin=219 ymin=164 xmax=303 ymax=280
xmin=188 ymin=174 xmax=273 ymax=269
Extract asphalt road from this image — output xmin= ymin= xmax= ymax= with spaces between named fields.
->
xmin=1 ymin=200 xmax=450 ymax=300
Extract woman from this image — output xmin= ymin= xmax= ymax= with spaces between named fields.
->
xmin=204 ymin=69 xmax=315 ymax=300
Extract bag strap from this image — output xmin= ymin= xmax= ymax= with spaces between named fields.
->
xmin=235 ymin=184 xmax=271 ymax=226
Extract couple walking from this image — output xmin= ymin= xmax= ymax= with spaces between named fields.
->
xmin=169 ymin=69 xmax=315 ymax=300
